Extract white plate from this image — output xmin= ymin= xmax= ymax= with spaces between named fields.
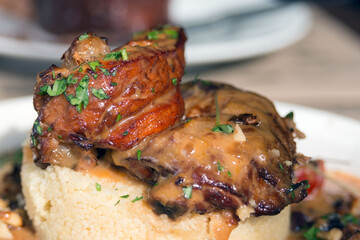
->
xmin=0 ymin=96 xmax=359 ymax=177
xmin=0 ymin=2 xmax=311 ymax=65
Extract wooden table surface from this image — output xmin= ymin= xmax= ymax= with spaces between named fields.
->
xmin=0 ymin=6 xmax=359 ymax=121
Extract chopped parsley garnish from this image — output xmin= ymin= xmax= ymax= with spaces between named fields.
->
xmin=285 ymin=111 xmax=294 ymax=120
xmin=122 ymin=131 xmax=129 ymax=136
xmin=151 ymin=88 xmax=155 ymax=93
xmin=131 ymin=196 xmax=143 ymax=203
xmin=99 ymin=67 xmax=110 ymax=76
xmin=279 ymin=163 xmax=284 ymax=171
xmin=136 ymin=149 xmax=142 ymax=161
xmin=79 ymin=33 xmax=89 ymax=41
xmin=111 ymin=70 xmax=117 ymax=76
xmin=171 ymin=78 xmax=177 ymax=85
xmin=185 ymin=118 xmax=192 ymax=123
xmin=47 ymin=126 xmax=52 ymax=132
xmin=31 ymin=135 xmax=37 ymax=147
xmin=212 ymin=124 xmax=234 ymax=134
xmin=227 ymin=171 xmax=232 ymax=177
xmin=33 ymin=121 xmax=42 ymax=135
xmin=303 ymin=226 xmax=320 ymax=240
xmin=163 ymin=29 xmax=178 ymax=39
xmin=52 ymin=69 xmax=56 ymax=79
xmin=183 ymin=186 xmax=193 ymax=199
xmin=114 ymin=200 xmax=120 ymax=206
xmin=116 ymin=114 xmax=122 ymax=122
xmin=147 ymin=30 xmax=160 ymax=40
xmin=342 ymin=214 xmax=359 ymax=225
xmin=91 ymin=87 xmax=109 ymax=100
xmin=104 ymin=49 xmax=128 ymax=61
xmin=95 ymin=182 xmax=102 ymax=191
xmin=88 ymin=60 xmax=101 ymax=72
xmin=65 ymin=75 xmax=89 ymax=113
xmin=111 ymin=82 xmax=117 ymax=86
xmin=78 ymin=65 xmax=83 ymax=72
xmin=120 ymin=194 xmax=129 ymax=198
xmin=58 ymin=135 xmax=62 ymax=139
xmin=217 ymin=162 xmax=224 ymax=171
xmin=121 ymin=48 xmax=128 ymax=60
xmin=66 ymin=74 xmax=77 ymax=85
xmin=40 ymin=78 xmax=67 ymax=97
xmin=212 ymin=92 xmax=234 ymax=134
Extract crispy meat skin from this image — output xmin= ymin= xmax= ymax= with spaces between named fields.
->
xmin=32 ymin=27 xmax=186 ymax=165
xmin=112 ymin=81 xmax=307 ymax=218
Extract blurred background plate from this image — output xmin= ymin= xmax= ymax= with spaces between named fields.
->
xmin=0 ymin=96 xmax=359 ymax=176
xmin=0 ymin=1 xmax=312 ymax=65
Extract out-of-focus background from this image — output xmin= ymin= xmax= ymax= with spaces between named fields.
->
xmin=0 ymin=0 xmax=359 ymax=120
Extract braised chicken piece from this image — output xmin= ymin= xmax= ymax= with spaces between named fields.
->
xmin=112 ymin=81 xmax=308 ymax=218
xmin=32 ymin=26 xmax=186 ymax=167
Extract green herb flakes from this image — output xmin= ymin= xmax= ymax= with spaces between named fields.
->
xmin=78 ymin=65 xmax=83 ymax=72
xmin=185 ymin=118 xmax=191 ymax=123
xmin=163 ymin=29 xmax=178 ymax=39
xmin=303 ymin=226 xmax=320 ymax=240
xmin=79 ymin=33 xmax=89 ymax=41
xmin=111 ymin=70 xmax=117 ymax=77
xmin=183 ymin=186 xmax=193 ymax=199
xmin=121 ymin=48 xmax=128 ymax=60
xmin=171 ymin=78 xmax=177 ymax=85
xmin=47 ymin=126 xmax=52 ymax=132
xmin=285 ymin=111 xmax=294 ymax=120
xmin=88 ymin=60 xmax=101 ymax=72
xmin=131 ymin=196 xmax=143 ymax=203
xmin=95 ymin=182 xmax=102 ymax=191
xmin=52 ymin=69 xmax=56 ymax=79
xmin=116 ymin=114 xmax=122 ymax=122
xmin=136 ymin=149 xmax=142 ymax=161
xmin=227 ymin=171 xmax=232 ymax=177
xmin=33 ymin=121 xmax=42 ymax=135
xmin=122 ymin=131 xmax=129 ymax=136
xmin=121 ymin=195 xmax=129 ymax=199
xmin=212 ymin=124 xmax=234 ymax=134
xmin=43 ymin=78 xmax=67 ymax=97
xmin=99 ymin=67 xmax=110 ymax=76
xmin=111 ymin=82 xmax=117 ymax=86
xmin=66 ymin=74 xmax=77 ymax=85
xmin=114 ymin=200 xmax=120 ymax=206
xmin=217 ymin=162 xmax=224 ymax=171
xmin=147 ymin=30 xmax=160 ymax=40
xmin=279 ymin=163 xmax=284 ymax=171
xmin=65 ymin=75 xmax=89 ymax=113
xmin=58 ymin=135 xmax=62 ymax=139
xmin=151 ymin=88 xmax=155 ymax=93
xmin=91 ymin=87 xmax=109 ymax=100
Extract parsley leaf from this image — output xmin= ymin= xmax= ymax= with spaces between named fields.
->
xmin=66 ymin=74 xmax=77 ymax=85
xmin=66 ymin=75 xmax=89 ymax=113
xmin=183 ymin=186 xmax=193 ymax=199
xmin=303 ymin=226 xmax=320 ymax=240
xmin=171 ymin=78 xmax=177 ymax=85
xmin=46 ymin=78 xmax=67 ymax=96
xmin=285 ymin=111 xmax=294 ymax=120
xmin=217 ymin=162 xmax=224 ymax=171
xmin=88 ymin=60 xmax=101 ymax=72
xmin=91 ymin=87 xmax=109 ymax=100
xmin=136 ymin=149 xmax=142 ymax=161
xmin=212 ymin=124 xmax=234 ymax=134
xmin=79 ymin=33 xmax=89 ymax=41
xmin=99 ymin=67 xmax=110 ymax=76
xmin=111 ymin=82 xmax=117 ymax=86
xmin=122 ymin=131 xmax=129 ymax=136
xmin=116 ymin=114 xmax=122 ymax=122
xmin=131 ymin=196 xmax=143 ymax=203
xmin=95 ymin=182 xmax=102 ymax=191
xmin=163 ymin=29 xmax=178 ymax=39
xmin=147 ymin=30 xmax=160 ymax=40
xmin=114 ymin=200 xmax=120 ymax=206
xmin=104 ymin=49 xmax=128 ymax=61
xmin=121 ymin=48 xmax=128 ymax=60
xmin=227 ymin=171 xmax=232 ymax=177
xmin=120 ymin=195 xmax=129 ymax=198
xmin=33 ymin=121 xmax=42 ymax=135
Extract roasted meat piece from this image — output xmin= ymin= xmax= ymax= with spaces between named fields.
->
xmin=112 ymin=81 xmax=308 ymax=218
xmin=32 ymin=26 xmax=186 ymax=166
